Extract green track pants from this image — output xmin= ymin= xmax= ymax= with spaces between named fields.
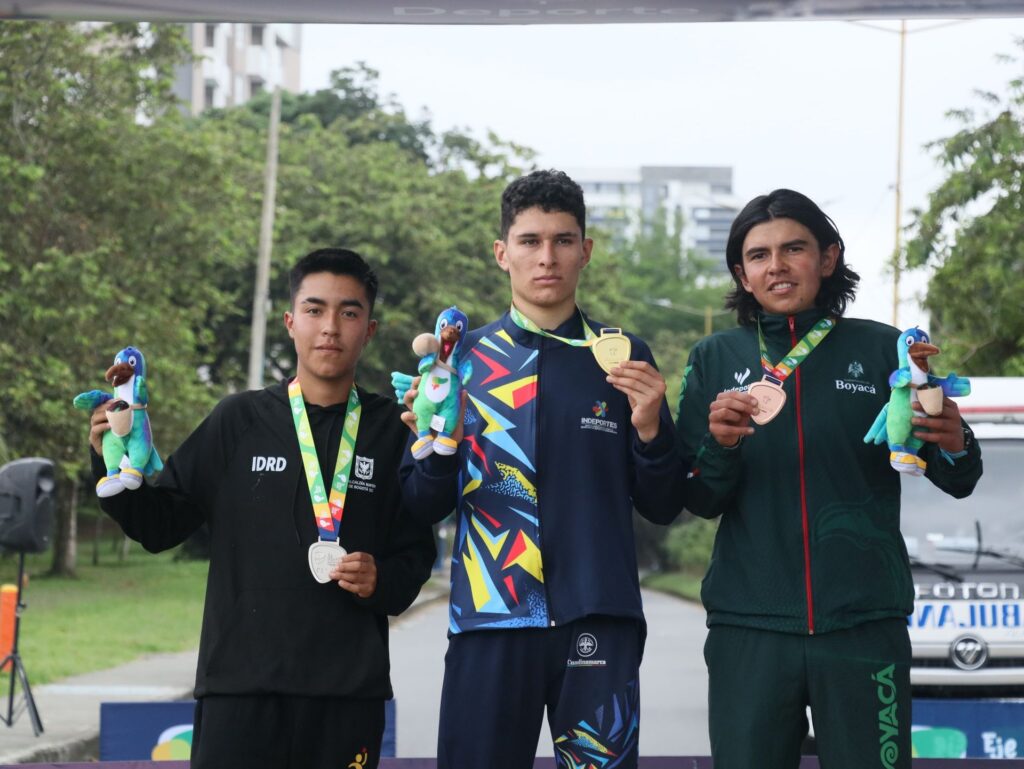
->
xmin=705 ymin=618 xmax=911 ymax=769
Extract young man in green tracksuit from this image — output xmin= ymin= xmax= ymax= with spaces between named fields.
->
xmin=676 ymin=189 xmax=982 ymax=769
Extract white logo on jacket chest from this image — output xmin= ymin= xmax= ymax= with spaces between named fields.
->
xmin=252 ymin=456 xmax=287 ymax=472
xmin=348 ymin=455 xmax=377 ymax=494
xmin=355 ymin=456 xmax=374 ymax=480
xmin=580 ymin=401 xmax=619 ymax=435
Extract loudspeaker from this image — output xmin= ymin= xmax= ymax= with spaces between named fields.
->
xmin=0 ymin=458 xmax=55 ymax=553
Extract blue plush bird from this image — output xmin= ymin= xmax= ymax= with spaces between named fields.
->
xmin=401 ymin=306 xmax=473 ymax=460
xmin=73 ymin=346 xmax=163 ymax=497
xmin=864 ymin=328 xmax=970 ymax=475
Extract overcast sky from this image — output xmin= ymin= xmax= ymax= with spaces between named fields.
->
xmin=300 ymin=17 xmax=1024 ymax=328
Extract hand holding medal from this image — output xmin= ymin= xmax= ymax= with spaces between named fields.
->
xmin=506 ymin=306 xmax=666 ymax=443
xmin=605 ymin=360 xmax=667 ymax=444
xmin=749 ymin=316 xmax=835 ymax=426
xmin=709 ymin=317 xmax=836 ymax=446
xmin=328 ymin=552 xmax=378 ymax=598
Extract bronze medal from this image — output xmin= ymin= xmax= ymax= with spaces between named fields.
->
xmin=748 ymin=378 xmax=786 ymax=425
xmin=591 ymin=328 xmax=631 ymax=374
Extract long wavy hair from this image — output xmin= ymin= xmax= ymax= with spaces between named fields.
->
xmin=724 ymin=189 xmax=860 ymax=327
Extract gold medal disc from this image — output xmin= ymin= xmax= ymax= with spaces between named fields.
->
xmin=591 ymin=328 xmax=632 ymax=374
xmin=748 ymin=379 xmax=787 ymax=425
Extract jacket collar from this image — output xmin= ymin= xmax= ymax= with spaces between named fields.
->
xmin=757 ymin=306 xmax=832 ymax=339
xmin=500 ymin=307 xmax=590 ymax=347
xmin=267 ymin=378 xmax=379 ymax=413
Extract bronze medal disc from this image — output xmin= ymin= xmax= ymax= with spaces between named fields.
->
xmin=748 ymin=379 xmax=787 ymax=425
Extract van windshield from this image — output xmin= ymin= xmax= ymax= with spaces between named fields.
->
xmin=901 ymin=439 xmax=1024 ymax=567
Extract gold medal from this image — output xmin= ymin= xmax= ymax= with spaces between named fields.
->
xmin=591 ymin=328 xmax=631 ymax=374
xmin=748 ymin=378 xmax=787 ymax=425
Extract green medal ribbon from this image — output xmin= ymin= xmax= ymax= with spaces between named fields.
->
xmin=508 ymin=304 xmax=599 ymax=346
xmin=757 ymin=316 xmax=836 ymax=383
xmin=287 ymin=378 xmax=361 ymax=541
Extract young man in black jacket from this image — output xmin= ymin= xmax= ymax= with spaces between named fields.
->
xmin=86 ymin=248 xmax=435 ymax=769
xmin=676 ymin=190 xmax=982 ymax=769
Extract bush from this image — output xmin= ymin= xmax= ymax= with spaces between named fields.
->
xmin=662 ymin=514 xmax=718 ymax=575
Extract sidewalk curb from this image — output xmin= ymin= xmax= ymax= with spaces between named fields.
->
xmin=0 ymin=582 xmax=449 ymax=766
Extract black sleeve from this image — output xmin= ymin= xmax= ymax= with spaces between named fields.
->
xmin=356 ymin=501 xmax=437 ymax=616
xmin=93 ymin=397 xmax=240 ymax=552
xmin=629 ymin=340 xmax=687 ymax=525
xmin=92 ymin=449 xmax=205 ymax=552
xmin=398 ymin=437 xmax=461 ymax=526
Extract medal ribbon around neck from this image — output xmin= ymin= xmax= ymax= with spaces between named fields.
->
xmin=288 ymin=378 xmax=361 ymax=542
xmin=508 ymin=304 xmax=598 ymax=346
xmin=508 ymin=304 xmax=632 ymax=374
xmin=757 ymin=316 xmax=836 ymax=384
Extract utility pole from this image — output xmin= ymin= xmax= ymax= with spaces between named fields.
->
xmin=892 ymin=20 xmax=907 ymax=327
xmin=248 ymin=87 xmax=282 ymax=390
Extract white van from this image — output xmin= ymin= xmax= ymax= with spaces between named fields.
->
xmin=902 ymin=377 xmax=1024 ymax=695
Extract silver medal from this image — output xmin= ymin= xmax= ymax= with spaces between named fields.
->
xmin=308 ymin=539 xmax=346 ymax=584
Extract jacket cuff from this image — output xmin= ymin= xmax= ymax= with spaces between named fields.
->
xmin=634 ymin=424 xmax=673 ymax=458
xmin=698 ymin=431 xmax=742 ymax=460
xmin=415 ymin=451 xmax=460 ymax=479
xmin=926 ymin=437 xmax=981 ymax=475
xmin=353 ymin=558 xmax=384 ymax=611
xmin=90 ymin=448 xmax=109 ymax=479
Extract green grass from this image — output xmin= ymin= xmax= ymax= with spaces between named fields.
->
xmin=0 ymin=544 xmax=207 ymax=694
xmin=642 ymin=571 xmax=704 ymax=604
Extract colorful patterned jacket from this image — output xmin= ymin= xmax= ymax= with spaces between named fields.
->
xmin=401 ymin=310 xmax=686 ymax=634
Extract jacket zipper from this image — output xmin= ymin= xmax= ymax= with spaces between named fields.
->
xmin=534 ymin=336 xmax=556 ymax=627
xmin=790 ymin=315 xmax=815 ymax=635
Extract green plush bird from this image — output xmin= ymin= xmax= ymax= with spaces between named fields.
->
xmin=864 ymin=328 xmax=970 ymax=475
xmin=74 ymin=346 xmax=163 ymax=497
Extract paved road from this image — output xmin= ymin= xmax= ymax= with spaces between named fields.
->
xmin=390 ymin=588 xmax=710 ymax=757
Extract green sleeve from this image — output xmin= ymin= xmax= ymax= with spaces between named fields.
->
xmin=675 ymin=344 xmax=742 ymax=519
xmin=921 ymin=418 xmax=983 ymax=499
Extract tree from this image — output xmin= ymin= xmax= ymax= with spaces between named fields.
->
xmin=195 ymin=67 xmax=538 ymax=394
xmin=595 ymin=210 xmax=732 ymax=573
xmin=599 ymin=208 xmax=732 ymax=405
xmin=904 ymin=44 xmax=1024 ymax=375
xmin=0 ymin=23 xmax=256 ymax=574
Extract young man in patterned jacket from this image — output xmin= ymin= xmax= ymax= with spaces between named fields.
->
xmin=398 ymin=169 xmax=687 ymax=768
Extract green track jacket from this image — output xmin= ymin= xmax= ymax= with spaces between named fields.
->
xmin=676 ymin=308 xmax=983 ymax=635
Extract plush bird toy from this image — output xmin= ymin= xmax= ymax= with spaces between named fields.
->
xmin=864 ymin=327 xmax=970 ymax=475
xmin=407 ymin=306 xmax=472 ymax=460
xmin=73 ymin=346 xmax=163 ymax=497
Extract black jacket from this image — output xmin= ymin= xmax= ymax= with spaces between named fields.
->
xmin=94 ymin=380 xmax=436 ymax=699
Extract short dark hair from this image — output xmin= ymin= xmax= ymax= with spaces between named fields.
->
xmin=724 ymin=189 xmax=860 ymax=326
xmin=289 ymin=248 xmax=379 ymax=313
xmin=500 ymin=169 xmax=587 ymax=240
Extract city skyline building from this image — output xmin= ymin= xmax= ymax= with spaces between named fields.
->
xmin=173 ymin=23 xmax=302 ymax=115
xmin=569 ymin=165 xmax=739 ymax=267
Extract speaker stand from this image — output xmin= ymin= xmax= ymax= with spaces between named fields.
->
xmin=1 ymin=551 xmax=44 ymax=736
